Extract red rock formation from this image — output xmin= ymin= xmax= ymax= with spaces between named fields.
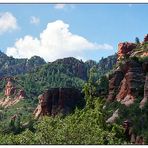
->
xmin=116 ymin=78 xmax=128 ymax=101
xmin=118 ymin=42 xmax=136 ymax=60
xmin=107 ymin=35 xmax=148 ymax=143
xmin=0 ymin=79 xmax=25 ymax=108
xmin=141 ymin=52 xmax=148 ymax=57
xmin=17 ymin=89 xmax=25 ymax=99
xmin=33 ymin=94 xmax=49 ymax=118
xmin=107 ymin=70 xmax=124 ymax=101
xmin=33 ymin=88 xmax=84 ymax=119
xmin=140 ymin=75 xmax=148 ymax=109
xmin=143 ymin=34 xmax=148 ymax=42
xmin=116 ymin=61 xmax=145 ymax=106
xmin=4 ymin=80 xmax=15 ymax=97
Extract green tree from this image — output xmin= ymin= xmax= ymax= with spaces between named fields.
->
xmin=135 ymin=37 xmax=140 ymax=44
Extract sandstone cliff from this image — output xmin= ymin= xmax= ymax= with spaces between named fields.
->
xmin=106 ymin=34 xmax=148 ymax=144
xmin=33 ymin=88 xmax=84 ymax=119
xmin=107 ymin=35 xmax=148 ymax=107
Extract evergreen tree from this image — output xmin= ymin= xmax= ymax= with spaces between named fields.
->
xmin=135 ymin=37 xmax=140 ymax=44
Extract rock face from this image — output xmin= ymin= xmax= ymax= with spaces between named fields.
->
xmin=4 ymin=80 xmax=15 ymax=97
xmin=118 ymin=42 xmax=136 ymax=60
xmin=33 ymin=88 xmax=84 ymax=119
xmin=107 ymin=60 xmax=146 ymax=105
xmin=140 ymin=75 xmax=148 ymax=109
xmin=0 ymin=79 xmax=25 ymax=108
xmin=106 ymin=109 xmax=119 ymax=123
xmin=116 ymin=61 xmax=145 ymax=106
xmin=143 ymin=34 xmax=148 ymax=42
xmin=108 ymin=38 xmax=147 ymax=105
xmin=107 ymin=70 xmax=124 ymax=101
xmin=106 ymin=35 xmax=148 ymax=143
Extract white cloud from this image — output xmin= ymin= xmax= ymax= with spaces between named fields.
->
xmin=0 ymin=12 xmax=18 ymax=34
xmin=54 ymin=4 xmax=66 ymax=9
xmin=6 ymin=20 xmax=113 ymax=62
xmin=30 ymin=16 xmax=40 ymax=25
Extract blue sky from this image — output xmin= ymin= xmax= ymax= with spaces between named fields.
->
xmin=0 ymin=4 xmax=148 ymax=62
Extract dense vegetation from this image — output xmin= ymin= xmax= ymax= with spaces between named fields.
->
xmin=0 ymin=67 xmax=126 ymax=144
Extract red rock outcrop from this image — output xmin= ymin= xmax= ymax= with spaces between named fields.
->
xmin=107 ymin=70 xmax=124 ymax=101
xmin=118 ymin=42 xmax=136 ymax=60
xmin=4 ymin=80 xmax=15 ymax=97
xmin=0 ymin=79 xmax=25 ymax=108
xmin=140 ymin=75 xmax=148 ymax=109
xmin=107 ymin=35 xmax=148 ymax=143
xmin=116 ymin=61 xmax=145 ymax=106
xmin=17 ymin=89 xmax=25 ymax=99
xmin=143 ymin=34 xmax=148 ymax=42
xmin=33 ymin=88 xmax=84 ymax=119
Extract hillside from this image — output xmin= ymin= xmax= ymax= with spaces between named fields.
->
xmin=0 ymin=51 xmax=46 ymax=77
xmin=0 ymin=52 xmax=117 ymax=138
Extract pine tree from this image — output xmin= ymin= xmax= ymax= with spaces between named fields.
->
xmin=135 ymin=37 xmax=140 ymax=44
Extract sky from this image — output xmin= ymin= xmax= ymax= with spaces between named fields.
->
xmin=0 ymin=4 xmax=148 ymax=62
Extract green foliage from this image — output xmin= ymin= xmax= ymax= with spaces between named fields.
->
xmin=83 ymin=66 xmax=109 ymax=108
xmin=0 ymin=51 xmax=126 ymax=144
xmin=97 ymin=75 xmax=109 ymax=95
xmin=0 ymin=101 xmax=125 ymax=144
xmin=138 ymin=56 xmax=148 ymax=63
xmin=105 ymin=97 xmax=148 ymax=143
xmin=135 ymin=37 xmax=140 ymax=44
xmin=0 ymin=61 xmax=125 ymax=144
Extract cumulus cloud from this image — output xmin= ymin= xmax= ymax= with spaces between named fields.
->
xmin=0 ymin=12 xmax=18 ymax=34
xmin=30 ymin=16 xmax=40 ymax=25
xmin=54 ymin=4 xmax=66 ymax=9
xmin=6 ymin=20 xmax=113 ymax=62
